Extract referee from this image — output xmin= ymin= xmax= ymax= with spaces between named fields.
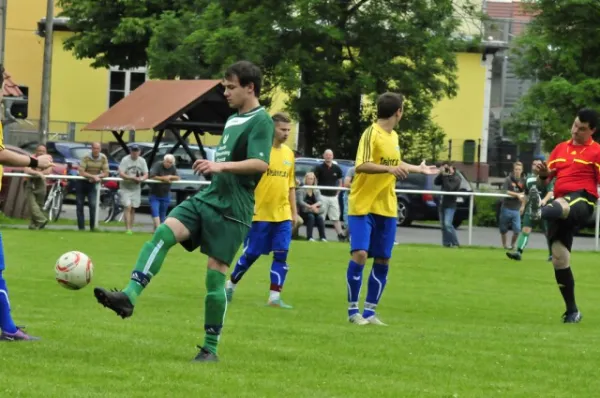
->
xmin=533 ymin=108 xmax=600 ymax=323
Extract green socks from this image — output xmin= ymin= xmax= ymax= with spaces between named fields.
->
xmin=123 ymin=224 xmax=177 ymax=304
xmin=516 ymin=232 xmax=529 ymax=253
xmin=203 ymin=269 xmax=227 ymax=355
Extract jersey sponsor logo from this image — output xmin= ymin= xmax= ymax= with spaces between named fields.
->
xmin=266 ymin=168 xmax=289 ymax=178
xmin=222 ymin=134 xmax=229 ymax=144
xmin=283 ymin=160 xmax=292 ymax=166
xmin=380 ymin=157 xmax=400 ymax=166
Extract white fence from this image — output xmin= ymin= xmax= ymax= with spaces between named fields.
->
xmin=4 ymin=172 xmax=600 ymax=251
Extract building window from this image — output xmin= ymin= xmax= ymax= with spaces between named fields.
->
xmin=108 ymin=67 xmax=147 ymax=107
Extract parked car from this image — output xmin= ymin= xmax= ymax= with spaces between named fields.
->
xmin=138 ymin=144 xmax=216 ymax=207
xmin=395 ymin=169 xmax=475 ymax=228
xmin=20 ymin=141 xmax=92 ymax=166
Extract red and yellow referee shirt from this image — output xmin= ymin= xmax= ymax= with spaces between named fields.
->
xmin=548 ymin=138 xmax=600 ymax=199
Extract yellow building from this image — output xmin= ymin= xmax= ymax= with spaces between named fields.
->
xmin=5 ymin=1 xmax=491 ymax=162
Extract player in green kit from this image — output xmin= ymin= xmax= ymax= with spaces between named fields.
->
xmin=506 ymin=156 xmax=554 ymax=261
xmin=93 ymin=61 xmax=274 ymax=362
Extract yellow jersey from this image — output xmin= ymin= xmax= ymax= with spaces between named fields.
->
xmin=253 ymin=144 xmax=296 ymax=222
xmin=349 ymin=123 xmax=400 ymax=217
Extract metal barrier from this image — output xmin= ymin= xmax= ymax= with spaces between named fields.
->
xmin=4 ymin=172 xmax=600 ymax=250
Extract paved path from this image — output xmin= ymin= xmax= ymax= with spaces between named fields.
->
xmin=5 ymin=204 xmax=599 ymax=252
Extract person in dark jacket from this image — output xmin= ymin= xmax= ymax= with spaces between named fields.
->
xmin=434 ymin=162 xmax=462 ymax=247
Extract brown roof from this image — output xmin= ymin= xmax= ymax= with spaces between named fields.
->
xmin=83 ymin=79 xmax=223 ymax=131
xmin=3 ymin=71 xmax=24 ymax=97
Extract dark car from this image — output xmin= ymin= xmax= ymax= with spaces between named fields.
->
xmin=20 ymin=141 xmax=92 ymax=165
xmin=396 ymin=170 xmax=475 ymax=228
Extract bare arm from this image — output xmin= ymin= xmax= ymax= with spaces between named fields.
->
xmin=355 ymin=162 xmax=392 ymax=174
xmin=218 ymin=159 xmax=268 ymax=175
xmin=24 ymin=167 xmax=44 ymax=177
xmin=119 ymin=170 xmax=134 ymax=181
xmin=0 ymin=150 xmax=38 ymax=167
xmin=289 ymin=188 xmax=297 ymax=218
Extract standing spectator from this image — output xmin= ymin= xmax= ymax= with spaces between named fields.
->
xmin=77 ymin=142 xmax=109 ymax=231
xmin=499 ymin=161 xmax=526 ymax=250
xmin=148 ymin=154 xmax=180 ymax=231
xmin=434 ymin=162 xmax=461 ymax=247
xmin=23 ymin=144 xmax=52 ymax=229
xmin=313 ymin=149 xmax=345 ymax=241
xmin=343 ymin=166 xmax=355 ymax=238
xmin=297 ymin=172 xmax=327 ymax=241
xmin=118 ymin=144 xmax=148 ymax=235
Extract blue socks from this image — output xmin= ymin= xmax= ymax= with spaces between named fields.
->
xmin=269 ymin=251 xmax=289 ymax=292
xmin=346 ymin=260 xmax=365 ymax=317
xmin=363 ymin=263 xmax=389 ymax=318
xmin=230 ymin=253 xmax=259 ymax=284
xmin=0 ymin=272 xmax=17 ymax=334
xmin=347 ymin=261 xmax=389 ymax=318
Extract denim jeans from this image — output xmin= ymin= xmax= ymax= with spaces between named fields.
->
xmin=439 ymin=206 xmax=459 ymax=247
xmin=76 ymin=180 xmax=97 ymax=230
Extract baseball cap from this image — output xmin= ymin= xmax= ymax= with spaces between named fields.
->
xmin=130 ymin=144 xmax=140 ymax=151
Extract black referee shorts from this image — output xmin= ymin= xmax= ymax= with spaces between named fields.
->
xmin=548 ymin=190 xmax=597 ymax=252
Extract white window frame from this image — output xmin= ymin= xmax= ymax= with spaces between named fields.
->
xmin=107 ymin=66 xmax=148 ymax=108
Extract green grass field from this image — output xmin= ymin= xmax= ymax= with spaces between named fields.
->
xmin=2 ymin=229 xmax=600 ymax=397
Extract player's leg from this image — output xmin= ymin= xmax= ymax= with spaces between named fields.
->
xmin=542 ymin=220 xmax=552 ymax=261
xmin=0 ymin=233 xmax=39 ymax=341
xmin=507 ymin=212 xmax=532 ymax=261
xmin=510 ymin=210 xmax=521 ymax=249
xmin=550 ymin=198 xmax=592 ymax=323
xmin=226 ymin=222 xmax=267 ymax=302
xmin=195 ymin=212 xmax=248 ymax=362
xmin=94 ymin=200 xmax=198 ymax=318
xmin=267 ymin=221 xmax=293 ymax=308
xmin=362 ymin=215 xmax=396 ymax=325
xmin=346 ymin=215 xmax=373 ymax=325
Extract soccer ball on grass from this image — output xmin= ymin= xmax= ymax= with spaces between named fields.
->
xmin=55 ymin=251 xmax=94 ymax=290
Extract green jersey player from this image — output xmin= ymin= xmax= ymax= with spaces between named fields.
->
xmin=93 ymin=61 xmax=274 ymax=362
xmin=506 ymin=156 xmax=555 ymax=261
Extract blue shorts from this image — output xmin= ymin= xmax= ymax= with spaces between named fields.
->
xmin=244 ymin=221 xmax=293 ymax=256
xmin=348 ymin=214 xmax=397 ymax=259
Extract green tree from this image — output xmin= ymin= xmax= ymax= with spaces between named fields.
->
xmin=504 ymin=0 xmax=600 ymax=151
xmin=60 ymin=0 xmax=481 ymax=159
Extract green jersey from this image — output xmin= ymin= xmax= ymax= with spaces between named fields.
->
xmin=196 ymin=106 xmax=274 ymax=226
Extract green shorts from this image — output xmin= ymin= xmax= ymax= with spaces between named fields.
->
xmin=522 ymin=211 xmax=547 ymax=231
xmin=168 ymin=196 xmax=249 ymax=265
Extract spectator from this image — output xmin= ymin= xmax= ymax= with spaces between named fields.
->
xmin=343 ymin=166 xmax=355 ymax=239
xmin=148 ymin=154 xmax=180 ymax=231
xmin=313 ymin=149 xmax=345 ymax=241
xmin=297 ymin=172 xmax=327 ymax=241
xmin=23 ymin=144 xmax=52 ymax=229
xmin=118 ymin=144 xmax=148 ymax=235
xmin=499 ymin=161 xmax=526 ymax=250
xmin=434 ymin=162 xmax=461 ymax=247
xmin=77 ymin=142 xmax=109 ymax=231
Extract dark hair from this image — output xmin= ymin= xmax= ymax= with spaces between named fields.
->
xmin=272 ymin=112 xmax=291 ymax=124
xmin=224 ymin=61 xmax=262 ymax=97
xmin=0 ymin=64 xmax=5 ymax=87
xmin=578 ymin=108 xmax=598 ymax=130
xmin=376 ymin=92 xmax=404 ymax=119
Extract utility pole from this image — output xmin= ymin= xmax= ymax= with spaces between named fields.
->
xmin=0 ymin=0 xmax=6 ymax=65
xmin=38 ymin=0 xmax=54 ymax=144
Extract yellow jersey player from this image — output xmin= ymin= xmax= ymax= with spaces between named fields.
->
xmin=226 ymin=112 xmax=297 ymax=309
xmin=346 ymin=92 xmax=437 ymax=326
xmin=0 ymin=64 xmax=54 ymax=341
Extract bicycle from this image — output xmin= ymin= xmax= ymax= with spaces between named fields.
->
xmin=99 ymin=180 xmax=124 ymax=223
xmin=42 ymin=177 xmax=65 ymax=222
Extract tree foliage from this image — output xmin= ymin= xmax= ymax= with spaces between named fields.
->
xmin=59 ymin=0 xmax=481 ymax=159
xmin=504 ymin=0 xmax=600 ymax=151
